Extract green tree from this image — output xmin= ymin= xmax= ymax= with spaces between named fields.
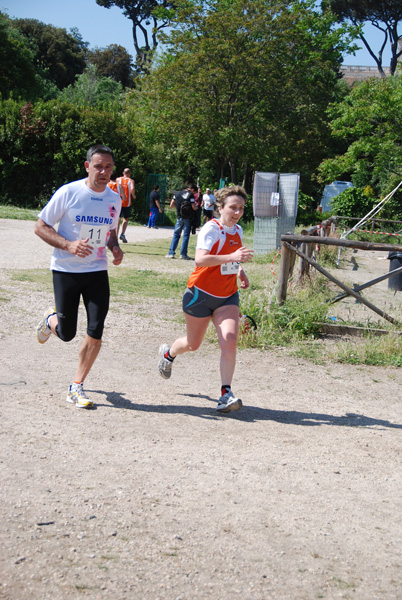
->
xmin=88 ymin=44 xmax=135 ymax=87
xmin=58 ymin=64 xmax=125 ymax=109
xmin=13 ymin=18 xmax=87 ymax=88
xmin=125 ymin=0 xmax=354 ymax=192
xmin=330 ymin=186 xmax=376 ymax=218
xmin=0 ymin=11 xmax=51 ymax=100
xmin=0 ymin=96 xmax=137 ymax=207
xmin=323 ymin=0 xmax=402 ymax=76
xmin=95 ymin=0 xmax=172 ymax=70
xmin=318 ymin=75 xmax=402 ymax=199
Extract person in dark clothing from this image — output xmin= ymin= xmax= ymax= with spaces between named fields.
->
xmin=146 ymin=185 xmax=162 ymax=228
xmin=165 ymin=183 xmax=198 ymax=260
xmin=192 ymin=186 xmax=203 ymax=235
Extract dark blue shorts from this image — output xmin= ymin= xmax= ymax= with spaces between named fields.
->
xmin=183 ymin=287 xmax=239 ymax=318
xmin=120 ymin=206 xmax=131 ymax=219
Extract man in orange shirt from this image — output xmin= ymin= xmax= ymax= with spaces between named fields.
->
xmin=116 ymin=168 xmax=136 ymax=243
xmin=108 ymin=173 xmax=127 ymax=205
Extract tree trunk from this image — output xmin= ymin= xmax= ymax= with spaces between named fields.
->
xmin=229 ymin=160 xmax=237 ymax=184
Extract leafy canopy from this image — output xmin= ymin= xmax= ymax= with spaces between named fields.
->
xmin=13 ymin=18 xmax=87 ymax=89
xmin=88 ymin=44 xmax=135 ymax=87
xmin=0 ymin=11 xmax=57 ymax=100
xmin=95 ymin=0 xmax=173 ymax=69
xmin=323 ymin=0 xmax=402 ymax=75
xmin=125 ymin=0 xmax=355 ymax=191
xmin=318 ymin=75 xmax=402 ymax=199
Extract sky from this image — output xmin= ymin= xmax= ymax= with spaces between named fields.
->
xmin=1 ymin=0 xmax=392 ymax=67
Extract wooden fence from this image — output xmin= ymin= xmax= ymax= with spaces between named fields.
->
xmin=276 ymin=227 xmax=402 ymax=327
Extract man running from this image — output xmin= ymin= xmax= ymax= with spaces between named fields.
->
xmin=117 ymin=168 xmax=135 ymax=243
xmin=34 ymin=144 xmax=124 ymax=409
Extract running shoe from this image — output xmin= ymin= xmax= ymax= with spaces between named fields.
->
xmin=158 ymin=344 xmax=173 ymax=379
xmin=217 ymin=390 xmax=243 ymax=413
xmin=66 ymin=384 xmax=94 ymax=409
xmin=179 ymin=255 xmax=191 ymax=260
xmin=165 ymin=254 xmax=175 ymax=259
xmin=36 ymin=306 xmax=56 ymax=344
xmin=120 ymin=234 xmax=128 ymax=243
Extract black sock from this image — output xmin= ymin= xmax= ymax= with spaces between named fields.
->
xmin=165 ymin=350 xmax=175 ymax=362
xmin=221 ymin=385 xmax=231 ymax=396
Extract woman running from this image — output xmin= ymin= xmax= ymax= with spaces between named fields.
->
xmin=158 ymin=185 xmax=253 ymax=412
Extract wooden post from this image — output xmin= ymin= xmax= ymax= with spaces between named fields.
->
xmin=283 ymin=241 xmax=399 ymax=325
xmin=288 ymin=246 xmax=297 ymax=278
xmin=276 ymin=242 xmax=293 ymax=305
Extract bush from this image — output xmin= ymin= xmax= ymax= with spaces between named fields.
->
xmin=0 ymin=97 xmax=138 ymax=208
xmin=330 ymin=187 xmax=375 ymax=219
xmin=296 ymin=192 xmax=322 ymax=226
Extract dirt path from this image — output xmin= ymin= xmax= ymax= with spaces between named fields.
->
xmin=0 ymin=220 xmax=401 ymax=600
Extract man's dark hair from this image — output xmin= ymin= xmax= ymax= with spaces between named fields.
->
xmin=86 ymin=144 xmax=114 ymax=163
xmin=186 ymin=182 xmax=197 ymax=191
xmin=153 ymin=184 xmax=160 ymax=190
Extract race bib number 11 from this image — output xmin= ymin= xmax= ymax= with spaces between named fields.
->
xmin=80 ymin=224 xmax=108 ymax=248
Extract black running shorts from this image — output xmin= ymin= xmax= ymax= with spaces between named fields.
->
xmin=52 ymin=270 xmax=110 ymax=341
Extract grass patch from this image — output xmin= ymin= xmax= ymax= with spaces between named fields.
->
xmin=317 ymin=244 xmax=339 ymax=269
xmin=237 ymin=278 xmax=331 ymax=350
xmin=0 ymin=286 xmax=11 ymax=303
xmin=10 ymin=269 xmax=51 ymax=284
xmin=109 ymin=267 xmax=187 ymax=301
xmin=0 ymin=204 xmax=39 ymax=221
xmin=328 ymin=332 xmax=402 ymax=367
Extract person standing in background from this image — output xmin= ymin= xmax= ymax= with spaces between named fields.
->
xmin=147 ymin=184 xmax=162 ymax=228
xmin=117 ymin=168 xmax=135 ymax=243
xmin=202 ymin=188 xmax=216 ymax=224
xmin=165 ymin=183 xmax=198 ymax=260
xmin=192 ymin=186 xmax=203 ymax=235
xmin=108 ymin=172 xmax=127 ymax=206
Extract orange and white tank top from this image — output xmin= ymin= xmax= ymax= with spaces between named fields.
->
xmin=107 ymin=181 xmax=119 ymax=194
xmin=117 ymin=177 xmax=131 ymax=207
xmin=186 ymin=219 xmax=243 ymax=298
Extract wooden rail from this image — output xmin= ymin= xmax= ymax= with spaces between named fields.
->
xmin=277 ymin=232 xmax=402 ymax=327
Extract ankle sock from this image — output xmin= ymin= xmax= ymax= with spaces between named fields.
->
xmin=46 ymin=313 xmax=55 ymax=328
xmin=164 ymin=350 xmax=175 ymax=362
xmin=221 ymin=385 xmax=231 ymax=396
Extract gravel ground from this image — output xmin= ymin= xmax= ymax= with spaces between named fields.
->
xmin=0 ymin=219 xmax=401 ymax=600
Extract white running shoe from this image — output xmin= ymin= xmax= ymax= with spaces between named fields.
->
xmin=217 ymin=390 xmax=243 ymax=413
xmin=158 ymin=344 xmax=173 ymax=379
xmin=165 ymin=254 xmax=174 ymax=259
xmin=66 ymin=384 xmax=94 ymax=409
xmin=36 ymin=306 xmax=56 ymax=344
xmin=179 ymin=255 xmax=191 ymax=260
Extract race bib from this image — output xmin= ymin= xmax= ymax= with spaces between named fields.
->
xmin=221 ymin=261 xmax=240 ymax=275
xmin=79 ymin=224 xmax=108 ymax=248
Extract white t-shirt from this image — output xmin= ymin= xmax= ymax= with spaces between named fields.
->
xmin=196 ymin=219 xmax=243 ymax=253
xmin=38 ymin=178 xmax=121 ymax=273
xmin=202 ymin=193 xmax=216 ymax=211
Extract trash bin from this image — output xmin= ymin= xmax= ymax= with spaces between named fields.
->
xmin=388 ymin=251 xmax=402 ymax=290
